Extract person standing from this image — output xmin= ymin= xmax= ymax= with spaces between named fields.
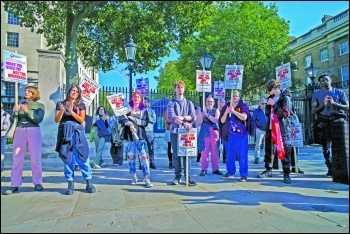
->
xmin=251 ymin=98 xmax=267 ymax=164
xmin=220 ymin=90 xmax=250 ymax=182
xmin=257 ymin=79 xmax=293 ymax=184
xmin=167 ymin=80 xmax=197 ymax=186
xmin=143 ymin=97 xmax=157 ymax=169
xmin=91 ymin=106 xmax=110 ymax=169
xmin=1 ymin=102 xmax=11 ymax=172
xmin=54 ymin=85 xmax=96 ymax=195
xmin=4 ymin=86 xmax=45 ymax=195
xmin=311 ymin=74 xmax=349 ymax=177
xmin=198 ymin=96 xmax=223 ymax=176
xmin=119 ymin=91 xmax=153 ymax=188
xmin=164 ymin=109 xmax=174 ymax=169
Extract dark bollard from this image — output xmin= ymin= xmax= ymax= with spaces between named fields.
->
xmin=331 ymin=120 xmax=349 ymax=185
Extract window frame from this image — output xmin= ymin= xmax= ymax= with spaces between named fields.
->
xmin=7 ymin=12 xmax=19 ymax=25
xmin=304 ymin=55 xmax=311 ymax=67
xmin=339 ymin=41 xmax=349 ymax=56
xmin=7 ymin=32 xmax=19 ymax=47
xmin=320 ymin=48 xmax=329 ymax=62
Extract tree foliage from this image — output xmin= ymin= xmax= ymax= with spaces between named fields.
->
xmin=2 ymin=1 xmax=216 ymax=86
xmin=159 ymin=1 xmax=296 ymax=99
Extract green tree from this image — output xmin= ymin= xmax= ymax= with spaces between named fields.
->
xmin=159 ymin=1 xmax=296 ymax=98
xmin=3 ymin=1 xmax=215 ymax=86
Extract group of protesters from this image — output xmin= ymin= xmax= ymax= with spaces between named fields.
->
xmin=2 ymin=75 xmax=348 ymax=195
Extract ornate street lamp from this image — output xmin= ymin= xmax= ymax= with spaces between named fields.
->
xmin=199 ymin=52 xmax=213 ymax=108
xmin=304 ymin=62 xmax=319 ymax=95
xmin=304 ymin=62 xmax=319 ymax=145
xmin=125 ymin=35 xmax=137 ymax=101
xmin=199 ymin=51 xmax=213 ymax=70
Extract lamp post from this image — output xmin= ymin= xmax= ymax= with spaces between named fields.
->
xmin=125 ymin=35 xmax=137 ymax=101
xmin=304 ymin=62 xmax=319 ymax=144
xmin=199 ymin=52 xmax=213 ymax=109
xmin=304 ymin=62 xmax=319 ymax=97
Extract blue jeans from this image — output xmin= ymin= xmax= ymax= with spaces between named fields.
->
xmin=125 ymin=140 xmax=150 ymax=176
xmin=64 ymin=134 xmax=93 ymax=181
xmin=1 ymin=136 xmax=6 ymax=169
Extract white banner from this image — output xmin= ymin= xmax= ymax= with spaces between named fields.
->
xmin=79 ymin=76 xmax=100 ymax=108
xmin=196 ymin=70 xmax=212 ymax=92
xmin=3 ymin=50 xmax=27 ymax=84
xmin=224 ymin=65 xmax=243 ymax=90
xmin=177 ymin=128 xmax=197 ymax=156
xmin=106 ymin=93 xmax=132 ymax=117
xmin=290 ymin=124 xmax=303 ymax=147
xmin=276 ymin=62 xmax=292 ymax=89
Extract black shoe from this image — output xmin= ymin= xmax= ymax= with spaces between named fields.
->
xmin=283 ymin=176 xmax=292 ymax=184
xmin=257 ymin=169 xmax=272 ymax=178
xmin=254 ymin=158 xmax=259 ymax=164
xmin=86 ymin=179 xmax=96 ymax=193
xmin=326 ymin=169 xmax=333 ymax=177
xmin=34 ymin=184 xmax=44 ymax=191
xmin=291 ymin=168 xmax=304 ymax=174
xmin=187 ymin=178 xmax=197 ymax=186
xmin=200 ymin=170 xmax=207 ymax=176
xmin=169 ymin=162 xmax=174 ymax=169
xmin=150 ymin=162 xmax=157 ymax=169
xmin=4 ymin=187 xmax=19 ymax=195
xmin=212 ymin=170 xmax=223 ymax=175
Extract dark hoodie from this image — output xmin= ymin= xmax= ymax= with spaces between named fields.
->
xmin=265 ymin=88 xmax=293 ymax=138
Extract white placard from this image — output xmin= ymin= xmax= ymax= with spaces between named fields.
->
xmin=106 ymin=93 xmax=132 ymax=117
xmin=224 ymin=65 xmax=243 ymax=90
xmin=79 ymin=76 xmax=100 ymax=108
xmin=276 ymin=62 xmax=292 ymax=89
xmin=177 ymin=128 xmax=197 ymax=156
xmin=3 ymin=50 xmax=27 ymax=84
xmin=196 ymin=70 xmax=212 ymax=92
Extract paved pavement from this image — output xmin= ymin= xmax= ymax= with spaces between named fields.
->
xmin=1 ymin=144 xmax=349 ymax=233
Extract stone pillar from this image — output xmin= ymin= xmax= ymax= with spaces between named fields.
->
xmin=37 ymin=49 xmax=66 ymax=158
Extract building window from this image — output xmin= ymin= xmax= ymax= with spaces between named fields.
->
xmin=8 ymin=12 xmax=19 ymax=25
xmin=340 ymin=65 xmax=349 ymax=88
xmin=339 ymin=41 xmax=349 ymax=55
xmin=292 ymin=61 xmax=298 ymax=71
xmin=320 ymin=49 xmax=329 ymax=62
xmin=7 ymin=32 xmax=19 ymax=47
xmin=304 ymin=55 xmax=311 ymax=67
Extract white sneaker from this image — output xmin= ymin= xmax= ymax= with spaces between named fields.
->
xmin=131 ymin=177 xmax=138 ymax=185
xmin=1 ymin=154 xmax=4 ymax=162
xmin=92 ymin=164 xmax=101 ymax=169
xmin=144 ymin=178 xmax=153 ymax=188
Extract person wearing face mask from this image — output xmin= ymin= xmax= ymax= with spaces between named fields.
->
xmin=312 ymin=74 xmax=349 ymax=178
xmin=91 ymin=106 xmax=110 ymax=169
